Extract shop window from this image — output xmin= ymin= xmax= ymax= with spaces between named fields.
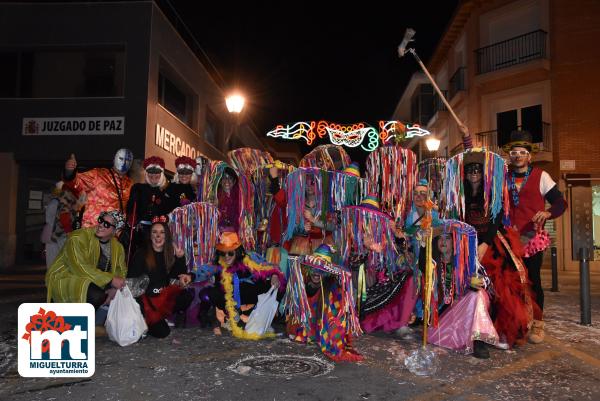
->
xmin=158 ymin=71 xmax=193 ymax=126
xmin=0 ymin=47 xmax=125 ymax=98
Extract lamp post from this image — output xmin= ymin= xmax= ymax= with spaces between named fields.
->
xmin=225 ymin=93 xmax=245 ymax=149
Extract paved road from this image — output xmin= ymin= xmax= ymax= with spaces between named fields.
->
xmin=1 ymin=268 xmax=599 ymax=401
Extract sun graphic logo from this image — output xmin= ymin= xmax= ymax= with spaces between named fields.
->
xmin=18 ymin=303 xmax=95 ymax=377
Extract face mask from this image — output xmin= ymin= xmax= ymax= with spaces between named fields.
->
xmin=113 ymin=148 xmax=133 ymax=173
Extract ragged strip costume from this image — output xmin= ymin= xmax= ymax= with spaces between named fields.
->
xmin=283 ymin=244 xmax=362 ymax=362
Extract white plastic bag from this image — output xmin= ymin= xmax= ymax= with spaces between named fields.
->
xmin=105 ymin=286 xmax=148 ymax=346
xmin=244 ymin=286 xmax=278 ymax=335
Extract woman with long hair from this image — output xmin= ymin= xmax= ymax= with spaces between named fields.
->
xmin=127 ymin=216 xmax=194 ymax=338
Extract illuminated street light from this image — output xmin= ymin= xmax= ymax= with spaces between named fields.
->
xmin=426 ymin=137 xmax=441 ymax=152
xmin=226 ymin=94 xmax=245 ymax=114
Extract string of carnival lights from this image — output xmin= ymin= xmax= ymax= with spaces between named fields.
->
xmin=266 ymin=120 xmax=431 ymax=152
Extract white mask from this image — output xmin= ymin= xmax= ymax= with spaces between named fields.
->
xmin=113 ymin=148 xmax=133 ymax=174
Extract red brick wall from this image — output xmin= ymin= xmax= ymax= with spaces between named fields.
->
xmin=550 ymin=0 xmax=600 ymax=179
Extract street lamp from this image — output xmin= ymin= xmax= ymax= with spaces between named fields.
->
xmin=425 ymin=137 xmax=441 ymax=152
xmin=225 ymin=93 xmax=245 ymax=149
xmin=226 ymin=94 xmax=245 ymax=114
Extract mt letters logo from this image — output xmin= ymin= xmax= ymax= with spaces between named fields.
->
xmin=18 ymin=303 xmax=95 ymax=377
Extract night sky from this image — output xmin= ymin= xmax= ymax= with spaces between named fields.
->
xmin=166 ymin=1 xmax=459 ymax=162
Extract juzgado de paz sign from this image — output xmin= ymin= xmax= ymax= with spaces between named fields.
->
xmin=22 ymin=117 xmax=125 ymax=136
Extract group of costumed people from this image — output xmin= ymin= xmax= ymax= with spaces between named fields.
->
xmin=44 ymin=127 xmax=566 ymax=362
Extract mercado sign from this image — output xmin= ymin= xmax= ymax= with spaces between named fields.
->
xmin=266 ymin=120 xmax=430 ymax=151
xmin=155 ymin=123 xmax=201 ymax=159
xmin=22 ymin=117 xmax=124 ymax=136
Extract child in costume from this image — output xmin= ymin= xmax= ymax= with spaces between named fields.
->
xmin=284 ymin=244 xmax=362 ymax=362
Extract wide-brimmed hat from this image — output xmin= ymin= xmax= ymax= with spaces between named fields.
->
xmin=301 ymin=244 xmax=344 ymax=276
xmin=216 ymin=231 xmax=242 ymax=252
xmin=342 ymin=162 xmax=361 ymax=177
xmin=501 ymin=130 xmax=539 ymax=154
xmin=359 ymin=194 xmax=380 ymax=211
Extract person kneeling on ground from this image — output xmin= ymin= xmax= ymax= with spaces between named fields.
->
xmin=46 ymin=210 xmax=128 ymax=331
xmin=127 ymin=216 xmax=194 ymax=338
xmin=208 ymin=231 xmax=285 ymax=338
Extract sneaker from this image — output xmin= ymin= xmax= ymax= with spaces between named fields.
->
xmin=166 ymin=319 xmax=175 ymax=328
xmin=473 ymin=340 xmax=490 ymax=359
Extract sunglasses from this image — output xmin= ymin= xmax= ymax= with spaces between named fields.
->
xmin=223 ymin=251 xmax=235 ymax=257
xmin=509 ymin=150 xmax=530 ymax=157
xmin=97 ymin=217 xmax=116 ymax=229
xmin=466 ymin=167 xmax=482 ymax=174
xmin=177 ymin=169 xmax=193 ymax=175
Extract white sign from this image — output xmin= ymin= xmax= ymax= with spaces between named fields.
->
xmin=18 ymin=303 xmax=95 ymax=378
xmin=560 ymin=160 xmax=576 ymax=171
xmin=155 ymin=124 xmax=201 ymax=159
xmin=22 ymin=117 xmax=125 ymax=136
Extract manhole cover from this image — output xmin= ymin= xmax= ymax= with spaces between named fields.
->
xmin=228 ymin=354 xmax=334 ymax=378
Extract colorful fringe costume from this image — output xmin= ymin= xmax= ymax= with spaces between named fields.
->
xmin=227 ymin=147 xmax=274 ymax=176
xmin=426 ymin=220 xmax=500 ymax=354
xmin=299 ymin=144 xmax=352 ymax=171
xmin=441 ymin=149 xmax=537 ymax=348
xmin=283 ymin=252 xmax=362 ymax=362
xmin=365 ymin=145 xmax=417 ymax=224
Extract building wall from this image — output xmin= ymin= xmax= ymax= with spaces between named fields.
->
xmin=0 ymin=153 xmax=18 ymax=268
xmin=145 ymin=4 xmax=230 ymax=168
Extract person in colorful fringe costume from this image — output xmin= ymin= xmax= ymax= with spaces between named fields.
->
xmin=208 ymin=231 xmax=285 ymax=338
xmin=401 ymin=179 xmax=443 ymax=337
xmin=365 ymin=144 xmax=418 ymax=224
xmin=126 ymin=156 xmax=169 ymax=258
xmin=282 ymin=168 xmax=337 ymax=256
xmin=163 ymin=156 xmax=197 ymax=214
xmin=46 ymin=210 xmax=127 ymax=332
xmin=340 ymin=194 xmax=419 ymax=336
xmin=442 ymin=147 xmax=540 ymax=349
xmin=299 ymin=144 xmax=352 ymax=171
xmin=168 ymin=202 xmax=220 ymax=328
xmin=503 ymin=130 xmax=567 ymax=344
xmin=63 ymin=149 xmax=133 ymax=228
xmin=426 ymin=220 xmax=500 ymax=359
xmin=217 ymin=167 xmax=241 ymax=232
xmin=284 ymin=244 xmax=363 ymax=362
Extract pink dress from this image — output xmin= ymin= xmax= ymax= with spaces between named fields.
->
xmin=428 ymin=290 xmax=499 ymax=354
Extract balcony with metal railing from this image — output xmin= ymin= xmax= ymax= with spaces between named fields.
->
xmin=448 ymin=67 xmax=466 ymax=99
xmin=475 ymin=30 xmax=547 ymax=75
xmin=475 ymin=122 xmax=552 ymax=156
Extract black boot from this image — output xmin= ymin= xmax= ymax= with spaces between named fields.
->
xmin=473 ymin=340 xmax=490 ymax=359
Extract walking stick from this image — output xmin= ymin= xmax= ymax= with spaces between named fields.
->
xmin=420 ymin=199 xmax=435 ymax=347
xmin=126 ymin=200 xmax=137 ymax=265
xmin=398 ymin=29 xmax=466 ymax=129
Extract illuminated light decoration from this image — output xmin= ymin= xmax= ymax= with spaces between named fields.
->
xmin=405 ymin=123 xmax=431 ymax=137
xmin=267 ymin=120 xmax=429 ymax=152
xmin=266 ymin=121 xmax=316 ymax=145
